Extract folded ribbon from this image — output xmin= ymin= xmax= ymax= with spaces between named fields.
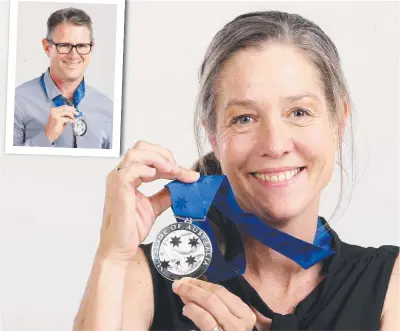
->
xmin=166 ymin=175 xmax=334 ymax=283
xmin=40 ymin=71 xmax=85 ymax=118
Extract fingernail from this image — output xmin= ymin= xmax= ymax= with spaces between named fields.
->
xmin=172 ymin=280 xmax=180 ymax=291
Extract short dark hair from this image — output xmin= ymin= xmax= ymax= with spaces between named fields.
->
xmin=46 ymin=7 xmax=93 ymax=40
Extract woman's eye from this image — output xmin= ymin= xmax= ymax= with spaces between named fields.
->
xmin=291 ymin=108 xmax=310 ymax=118
xmin=232 ymin=115 xmax=253 ymax=125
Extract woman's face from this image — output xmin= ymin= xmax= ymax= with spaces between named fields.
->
xmin=211 ymin=43 xmax=340 ymax=222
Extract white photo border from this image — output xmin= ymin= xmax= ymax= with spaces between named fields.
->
xmin=5 ymin=0 xmax=125 ymax=158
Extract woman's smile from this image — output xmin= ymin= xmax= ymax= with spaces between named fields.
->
xmin=250 ymin=166 xmax=306 ymax=187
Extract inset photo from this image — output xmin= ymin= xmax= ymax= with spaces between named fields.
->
xmin=5 ymin=0 xmax=125 ymax=157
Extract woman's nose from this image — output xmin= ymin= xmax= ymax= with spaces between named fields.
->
xmin=255 ymin=118 xmax=293 ymax=158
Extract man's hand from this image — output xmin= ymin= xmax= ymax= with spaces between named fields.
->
xmin=44 ymin=105 xmax=78 ymax=143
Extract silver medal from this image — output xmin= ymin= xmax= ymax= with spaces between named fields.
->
xmin=72 ymin=117 xmax=87 ymax=137
xmin=151 ymin=218 xmax=213 ymax=281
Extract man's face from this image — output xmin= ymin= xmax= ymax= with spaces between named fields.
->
xmin=43 ymin=22 xmax=94 ymax=82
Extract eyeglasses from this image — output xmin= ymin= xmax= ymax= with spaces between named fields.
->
xmin=47 ymin=39 xmax=93 ymax=55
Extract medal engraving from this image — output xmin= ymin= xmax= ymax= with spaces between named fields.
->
xmin=72 ymin=117 xmax=87 ymax=137
xmin=151 ymin=222 xmax=213 ymax=281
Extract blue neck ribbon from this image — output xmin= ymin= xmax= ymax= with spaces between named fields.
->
xmin=40 ymin=72 xmax=85 ymax=118
xmin=166 ymin=175 xmax=334 ymax=282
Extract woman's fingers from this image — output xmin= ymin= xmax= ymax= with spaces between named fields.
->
xmin=173 ymin=278 xmax=256 ymax=328
xmin=174 ymin=278 xmax=251 ymax=318
xmin=117 ymin=144 xmax=200 ymax=184
xmin=139 ymin=166 xmax=199 ymax=184
xmin=134 ymin=140 xmax=178 ymax=165
xmin=182 ymin=302 xmax=220 ymax=331
xmin=175 ymin=166 xmax=201 ymax=183
xmin=115 ymin=162 xmax=157 ymax=189
xmin=119 ymin=148 xmax=178 ymax=174
xmin=118 ymin=142 xmax=200 ymax=183
xmin=148 ymin=187 xmax=172 ymax=218
xmin=173 ymin=279 xmax=240 ymax=330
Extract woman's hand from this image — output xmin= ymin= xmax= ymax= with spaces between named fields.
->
xmin=173 ymin=278 xmax=256 ymax=331
xmin=98 ymin=141 xmax=200 ymax=262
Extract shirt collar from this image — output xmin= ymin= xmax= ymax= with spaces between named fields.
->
xmin=43 ymin=68 xmax=62 ymax=101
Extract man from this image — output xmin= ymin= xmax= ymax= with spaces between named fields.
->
xmin=14 ymin=8 xmax=113 ymax=149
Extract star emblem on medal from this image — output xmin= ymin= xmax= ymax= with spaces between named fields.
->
xmin=160 ymin=259 xmax=171 ymax=270
xmin=170 ymin=235 xmax=182 ymax=247
xmin=188 ymin=236 xmax=200 ymax=248
xmin=186 ymin=255 xmax=196 ymax=266
xmin=151 ymin=218 xmax=213 ymax=280
xmin=156 ymin=231 xmax=207 ymax=276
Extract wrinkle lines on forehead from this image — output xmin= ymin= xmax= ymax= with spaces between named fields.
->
xmin=223 ymin=93 xmax=323 ymax=112
xmin=214 ymin=46 xmax=326 ymax=113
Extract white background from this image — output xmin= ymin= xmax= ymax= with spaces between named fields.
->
xmin=0 ymin=1 xmax=399 ymax=330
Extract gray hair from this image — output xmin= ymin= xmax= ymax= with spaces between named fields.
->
xmin=194 ymin=11 xmax=355 ymax=222
xmin=46 ymin=7 xmax=93 ymax=41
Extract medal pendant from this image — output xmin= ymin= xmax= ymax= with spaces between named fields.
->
xmin=151 ymin=220 xmax=213 ymax=281
xmin=72 ymin=117 xmax=87 ymax=137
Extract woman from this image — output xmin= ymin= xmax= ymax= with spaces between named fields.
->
xmin=74 ymin=11 xmax=398 ymax=331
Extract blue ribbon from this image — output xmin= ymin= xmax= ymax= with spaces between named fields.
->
xmin=40 ymin=72 xmax=85 ymax=118
xmin=166 ymin=175 xmax=334 ymax=282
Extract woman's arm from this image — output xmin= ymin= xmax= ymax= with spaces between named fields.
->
xmin=72 ymin=141 xmax=200 ymax=331
xmin=122 ymin=248 xmax=154 ymax=330
xmin=73 ymin=248 xmax=154 ymax=331
xmin=380 ymin=255 xmax=399 ymax=330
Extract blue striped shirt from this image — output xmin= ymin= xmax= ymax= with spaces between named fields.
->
xmin=14 ymin=69 xmax=113 ymax=149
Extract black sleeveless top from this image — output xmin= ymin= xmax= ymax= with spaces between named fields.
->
xmin=140 ymin=217 xmax=398 ymax=330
